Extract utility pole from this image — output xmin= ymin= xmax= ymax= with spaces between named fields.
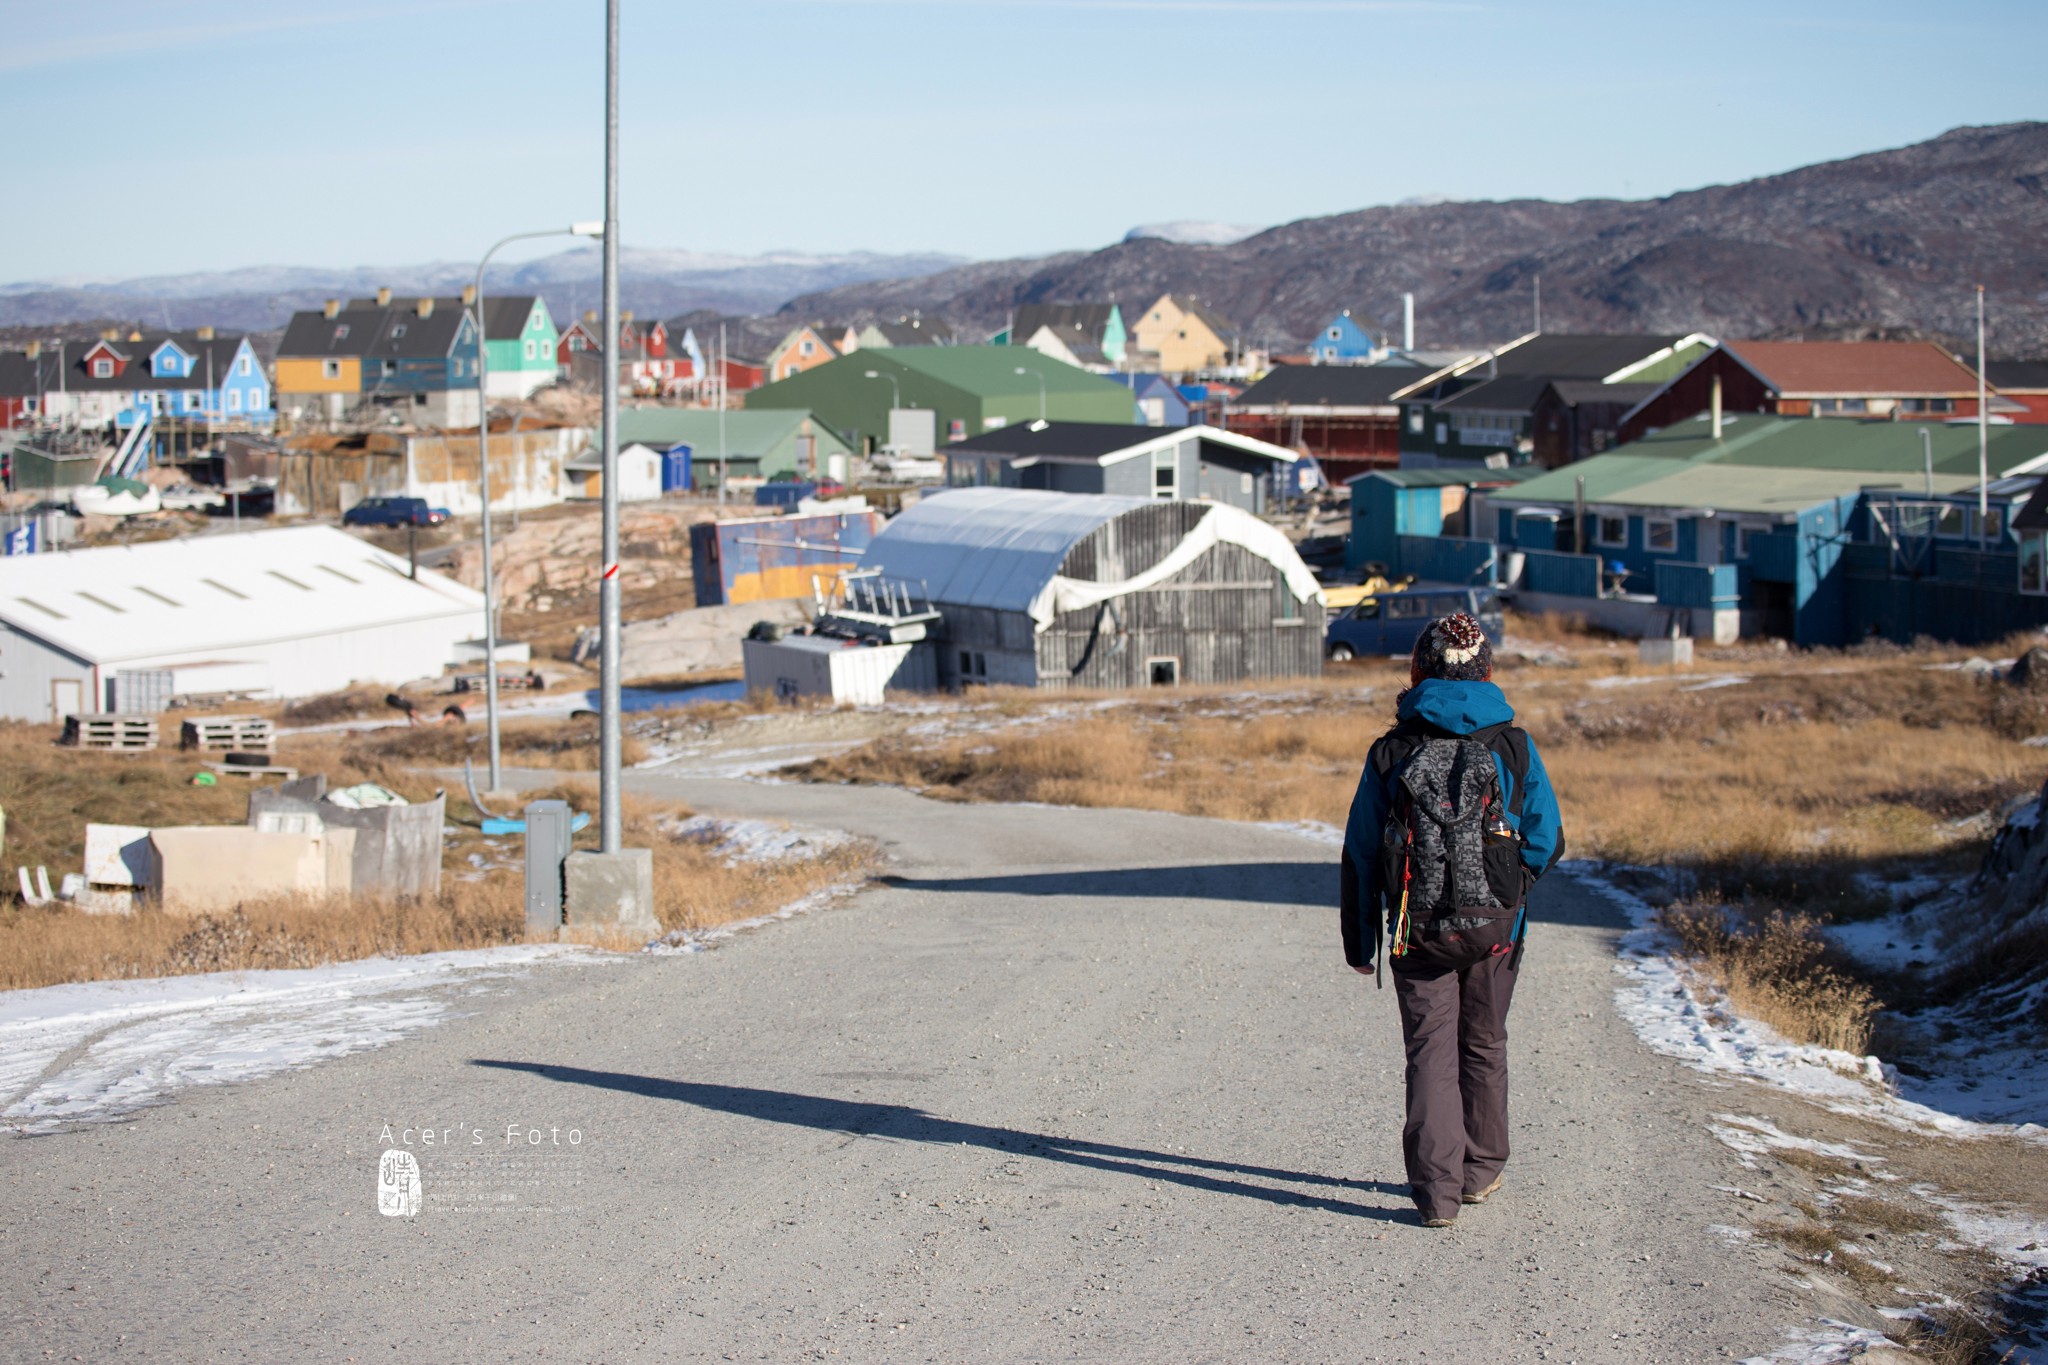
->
xmin=718 ymin=320 xmax=728 ymax=506
xmin=598 ymin=0 xmax=623 ymax=853
xmin=1533 ymin=275 xmax=1542 ymax=335
xmin=1977 ymin=284 xmax=1990 ymax=549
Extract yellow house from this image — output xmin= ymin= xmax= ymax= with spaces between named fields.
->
xmin=764 ymin=324 xmax=839 ymax=382
xmin=1130 ymin=294 xmax=1234 ymax=375
xmin=275 ymin=299 xmax=371 ymax=423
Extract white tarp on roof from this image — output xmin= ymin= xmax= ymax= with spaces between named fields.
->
xmin=0 ymin=525 xmax=483 ymax=664
xmin=865 ymin=487 xmax=1323 ymax=631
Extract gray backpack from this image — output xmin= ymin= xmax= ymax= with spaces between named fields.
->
xmin=1375 ymin=727 xmax=1528 ymax=969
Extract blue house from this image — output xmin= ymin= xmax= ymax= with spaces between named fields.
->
xmin=1309 ymin=310 xmax=1385 ymax=365
xmin=1476 ymin=415 xmax=2048 ymax=646
xmin=55 ymin=329 xmax=275 ymax=443
xmin=1105 ymin=372 xmax=1191 ymax=427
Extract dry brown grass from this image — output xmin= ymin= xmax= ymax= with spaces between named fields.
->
xmin=0 ymin=721 xmax=875 ymax=990
xmin=1661 ymin=898 xmax=1880 ymax=1053
xmin=1885 ymin=1303 xmax=2013 ymax=1365
xmin=794 ymin=650 xmax=2047 ymax=886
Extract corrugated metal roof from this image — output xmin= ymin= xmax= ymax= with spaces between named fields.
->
xmin=865 ymin=488 xmax=1155 ymax=615
xmin=1353 ymin=466 xmax=1546 ymax=489
xmin=1594 ymin=465 xmax=1986 ymax=516
xmin=0 ymin=525 xmax=484 ymax=665
xmin=1726 ymin=340 xmax=1982 ymax=396
xmin=615 ymin=407 xmax=847 ymax=454
xmin=863 ymin=487 xmax=1320 ymax=623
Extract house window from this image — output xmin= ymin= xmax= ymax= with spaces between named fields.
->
xmin=1900 ymin=398 xmax=1955 ymax=414
xmin=391 ymin=324 xmax=406 ymax=338
xmin=1146 ymin=657 xmax=1180 ymax=687
xmin=238 ymin=355 xmax=251 ymax=375
xmin=384 ymin=360 xmax=398 ymax=376
xmin=1408 ymin=408 xmax=1424 ymax=434
xmin=333 ymin=325 xmax=349 ymax=340
xmin=227 ymin=390 xmax=241 ymax=412
xmin=1735 ymin=522 xmax=1770 ymax=558
xmin=1934 ymin=505 xmax=1967 ymax=538
xmin=524 ymin=340 xmax=537 ymax=360
xmin=1152 ymin=447 xmax=1179 ymax=499
xmin=2022 ymin=535 xmax=2047 ymax=595
xmin=1977 ymin=508 xmax=2006 ymax=541
xmin=1435 ymin=421 xmax=1447 ymax=445
xmin=251 ymin=387 xmax=265 ymax=410
xmin=1645 ymin=517 xmax=1677 ymax=553
xmin=185 ymin=389 xmax=201 ymax=406
xmin=799 ymin=339 xmax=814 ymax=357
xmin=956 ymin=650 xmax=988 ymax=682
xmin=1594 ymin=515 xmax=1628 ymax=548
xmin=323 ymin=360 xmax=342 ymax=380
xmin=1328 ymin=328 xmax=1341 ymax=340
xmin=93 ymin=359 xmax=113 ymax=378
xmin=1814 ymin=398 xmax=1869 ymax=416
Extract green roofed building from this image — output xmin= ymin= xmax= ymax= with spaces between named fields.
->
xmin=615 ymin=407 xmax=854 ymax=484
xmin=1469 ymin=414 xmax=2048 ymax=646
xmin=744 ymin=347 xmax=1136 ymax=455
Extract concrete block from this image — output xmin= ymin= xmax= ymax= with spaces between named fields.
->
xmin=83 ymin=823 xmax=156 ymax=887
xmin=147 ymin=825 xmax=355 ymax=915
xmin=1638 ymin=636 xmax=1694 ymax=668
xmin=562 ymin=848 xmax=660 ymax=943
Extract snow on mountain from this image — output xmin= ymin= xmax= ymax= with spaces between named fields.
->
xmin=1122 ymin=221 xmax=1265 ymax=246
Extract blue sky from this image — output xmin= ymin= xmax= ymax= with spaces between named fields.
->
xmin=2 ymin=0 xmax=2042 ymax=280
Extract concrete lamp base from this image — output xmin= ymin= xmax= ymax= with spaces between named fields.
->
xmin=560 ymin=848 xmax=661 ymax=944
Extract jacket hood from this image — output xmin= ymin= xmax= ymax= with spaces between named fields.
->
xmin=1396 ymin=678 xmax=1515 ymax=734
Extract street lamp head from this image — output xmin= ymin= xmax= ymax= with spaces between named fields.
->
xmin=569 ymin=221 xmax=604 ymax=238
xmin=1014 ymin=367 xmax=1028 ymax=376
xmin=864 ymin=370 xmax=881 ymax=379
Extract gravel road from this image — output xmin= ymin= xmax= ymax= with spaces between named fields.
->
xmin=0 ymin=775 xmax=1803 ymax=1363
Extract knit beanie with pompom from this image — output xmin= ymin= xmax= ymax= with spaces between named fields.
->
xmin=1410 ymin=612 xmax=1494 ymax=684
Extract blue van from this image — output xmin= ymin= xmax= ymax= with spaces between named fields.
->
xmin=1324 ymin=583 xmax=1504 ymax=662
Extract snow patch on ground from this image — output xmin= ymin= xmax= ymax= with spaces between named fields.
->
xmin=647 ymin=882 xmax=866 ymax=956
xmin=1574 ymin=861 xmax=2047 ymax=1146
xmin=1258 ymin=819 xmax=1345 ymax=848
xmin=665 ymin=814 xmax=854 ymax=865
xmin=0 ymin=946 xmax=612 ymax=1136
xmin=1738 ymin=1319 xmax=1897 ymax=1364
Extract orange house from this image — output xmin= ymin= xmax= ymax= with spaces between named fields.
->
xmin=764 ymin=324 xmax=838 ymax=382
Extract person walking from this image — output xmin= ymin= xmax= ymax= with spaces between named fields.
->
xmin=1341 ymin=612 xmax=1564 ymax=1228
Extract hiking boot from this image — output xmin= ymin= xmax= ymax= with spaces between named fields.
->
xmin=1462 ymin=1175 xmax=1504 ymax=1205
xmin=1419 ymin=1212 xmax=1456 ymax=1228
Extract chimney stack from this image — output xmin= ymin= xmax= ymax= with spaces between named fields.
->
xmin=196 ymin=325 xmax=215 ymax=341
xmin=1402 ymin=293 xmax=1415 ymax=352
xmin=416 ymin=297 xmax=435 ymax=318
xmin=25 ymin=341 xmax=39 ymax=359
xmin=127 ymin=329 xmax=143 ymax=342
xmin=584 ymin=310 xmax=598 ymax=324
xmin=376 ymin=286 xmax=392 ymax=307
xmin=621 ymin=310 xmax=635 ymax=323
xmin=461 ymin=284 xmax=477 ymax=306
xmin=1711 ymin=373 xmax=1724 ymax=441
xmin=101 ymin=327 xmax=118 ymax=340
xmin=323 ymin=299 xmax=340 ymax=319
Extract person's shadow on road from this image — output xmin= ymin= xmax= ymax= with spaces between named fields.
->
xmin=472 ymin=1061 xmax=1411 ymax=1222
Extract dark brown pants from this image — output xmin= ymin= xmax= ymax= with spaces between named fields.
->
xmin=1391 ymin=952 xmax=1518 ymax=1221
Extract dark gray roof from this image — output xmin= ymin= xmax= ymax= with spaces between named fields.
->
xmin=1233 ymin=363 xmax=1413 ymax=408
xmin=280 ymin=309 xmax=390 ymax=358
xmin=2011 ymin=478 xmax=2048 ymax=532
xmin=1487 ymin=333 xmax=1686 ymax=379
xmin=0 ymin=350 xmax=59 ymax=399
xmin=1541 ymin=380 xmax=1662 ymax=407
xmin=347 ymin=295 xmax=542 ymax=341
xmin=1012 ymin=304 xmax=1118 ymax=344
xmin=360 ymin=306 xmax=470 ymax=360
xmin=870 ymin=319 xmax=954 ymax=346
xmin=947 ymin=421 xmax=1164 ymax=460
xmin=1988 ymin=360 xmax=2048 ymax=392
xmin=59 ymin=331 xmax=254 ymax=393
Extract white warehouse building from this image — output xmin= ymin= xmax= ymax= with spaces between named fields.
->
xmin=0 ymin=526 xmax=486 ymax=722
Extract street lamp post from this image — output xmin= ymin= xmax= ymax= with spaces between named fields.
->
xmin=1014 ymin=366 xmax=1047 ymax=422
xmin=472 ymin=222 xmax=603 ymax=797
xmin=864 ymin=369 xmax=900 ymax=453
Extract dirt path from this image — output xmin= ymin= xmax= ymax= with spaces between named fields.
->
xmin=0 ymin=777 xmax=1816 ymax=1362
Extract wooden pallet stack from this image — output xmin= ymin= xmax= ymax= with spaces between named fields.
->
xmin=62 ymin=714 xmax=160 ymax=751
xmin=179 ymin=716 xmax=276 ymax=753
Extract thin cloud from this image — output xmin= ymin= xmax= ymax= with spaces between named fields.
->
xmin=0 ymin=1 xmax=500 ymax=73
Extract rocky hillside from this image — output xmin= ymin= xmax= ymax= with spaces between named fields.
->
xmin=784 ymin=123 xmax=2048 ymax=355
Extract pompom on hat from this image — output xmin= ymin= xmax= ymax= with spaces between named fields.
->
xmin=1410 ymin=612 xmax=1494 ymax=684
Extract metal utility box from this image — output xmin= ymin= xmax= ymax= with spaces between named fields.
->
xmin=523 ymin=800 xmax=576 ymax=935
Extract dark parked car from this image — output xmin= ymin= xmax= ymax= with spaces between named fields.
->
xmin=1324 ymin=583 xmax=1504 ymax=662
xmin=343 ymin=496 xmax=450 ymax=528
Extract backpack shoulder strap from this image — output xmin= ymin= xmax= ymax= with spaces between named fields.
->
xmin=1467 ymin=721 xmax=1533 ymax=820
